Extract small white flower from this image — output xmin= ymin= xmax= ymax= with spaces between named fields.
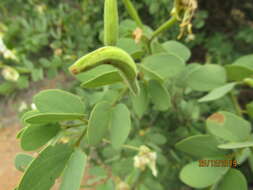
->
xmin=133 ymin=145 xmax=158 ymax=177
xmin=1 ymin=66 xmax=19 ymax=81
xmin=31 ymin=103 xmax=37 ymax=110
xmin=19 ymin=101 xmax=28 ymax=112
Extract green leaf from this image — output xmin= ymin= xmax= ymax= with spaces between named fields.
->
xmin=140 ymin=53 xmax=185 ymax=82
xmin=246 ymin=101 xmax=253 ymax=118
xmin=116 ymin=38 xmax=144 ymax=59
xmin=218 ymin=141 xmax=253 ymax=149
xmin=88 ymin=101 xmax=112 ymax=145
xmin=147 ymin=80 xmax=171 ymax=111
xmin=176 ymin=135 xmax=227 ymax=157
xmin=186 ymin=64 xmax=226 ymax=91
xmin=110 ymin=104 xmax=131 ymax=149
xmin=226 ymin=54 xmax=253 ymax=81
xmin=218 ymin=169 xmax=247 ymax=190
xmin=18 ymin=144 xmax=74 ymax=190
xmin=180 ymin=161 xmax=228 ymax=188
xmin=162 ymin=40 xmax=191 ymax=61
xmin=60 ymin=148 xmax=86 ymax=190
xmin=76 ymin=65 xmax=122 ymax=88
xmin=206 ymin=111 xmax=251 ymax=142
xmin=21 ymin=110 xmax=40 ymax=126
xmin=20 ymin=123 xmax=61 ymax=151
xmin=198 ymin=83 xmax=236 ymax=102
xmin=15 ymin=153 xmax=34 ymax=172
xmin=130 ymin=82 xmax=149 ymax=118
xmin=34 ymin=89 xmax=85 ymax=114
xmin=25 ymin=113 xmax=86 ymax=124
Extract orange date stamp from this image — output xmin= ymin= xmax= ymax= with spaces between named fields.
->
xmin=198 ymin=159 xmax=237 ymax=168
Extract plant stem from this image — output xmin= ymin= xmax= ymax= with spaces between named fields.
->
xmin=75 ymin=127 xmax=87 ymax=147
xmin=103 ymin=139 xmax=140 ymax=151
xmin=122 ymin=0 xmax=143 ymax=28
xmin=150 ymin=15 xmax=178 ymax=41
xmin=230 ymin=93 xmax=242 ymax=116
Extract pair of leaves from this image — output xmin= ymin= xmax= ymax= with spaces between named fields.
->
xmin=88 ymin=101 xmax=131 ymax=149
xmin=18 ymin=144 xmax=86 ymax=190
xmin=180 ymin=162 xmax=247 ymax=189
xmin=24 ymin=89 xmax=86 ymax=124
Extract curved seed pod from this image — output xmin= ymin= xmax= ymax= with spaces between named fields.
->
xmin=122 ymin=0 xmax=143 ymax=28
xmin=69 ymin=46 xmax=139 ymax=94
xmin=104 ymin=0 xmax=119 ymax=46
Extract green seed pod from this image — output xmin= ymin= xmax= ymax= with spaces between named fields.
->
xmin=69 ymin=46 xmax=139 ymax=95
xmin=104 ymin=0 xmax=119 ymax=46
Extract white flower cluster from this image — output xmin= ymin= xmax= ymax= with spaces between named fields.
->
xmin=134 ymin=145 xmax=158 ymax=177
xmin=1 ymin=66 xmax=19 ymax=81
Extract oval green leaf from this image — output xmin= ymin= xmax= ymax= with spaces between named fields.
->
xmin=162 ymin=40 xmax=191 ymax=61
xmin=88 ymin=101 xmax=112 ymax=145
xmin=176 ymin=135 xmax=227 ymax=157
xmin=15 ymin=153 xmax=34 ymax=172
xmin=60 ymin=148 xmax=86 ymax=190
xmin=34 ymin=89 xmax=85 ymax=114
xmin=207 ymin=111 xmax=251 ymax=142
xmin=110 ymin=104 xmax=131 ymax=149
xmin=20 ymin=123 xmax=61 ymax=151
xmin=141 ymin=53 xmax=185 ymax=82
xmin=218 ymin=169 xmax=247 ymax=190
xmin=180 ymin=161 xmax=228 ymax=188
xmin=198 ymin=83 xmax=236 ymax=102
xmin=76 ymin=65 xmax=122 ymax=88
xmin=147 ymin=80 xmax=171 ymax=111
xmin=186 ymin=64 xmax=226 ymax=92
xmin=18 ymin=144 xmax=73 ymax=190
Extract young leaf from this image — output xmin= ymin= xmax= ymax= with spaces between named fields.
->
xmin=147 ymin=80 xmax=171 ymax=111
xmin=76 ymin=65 xmax=122 ymax=88
xmin=88 ymin=101 xmax=112 ymax=145
xmin=140 ymin=53 xmax=185 ymax=82
xmin=20 ymin=123 xmax=61 ymax=151
xmin=18 ymin=144 xmax=74 ymax=190
xmin=130 ymin=82 xmax=149 ymax=118
xmin=15 ymin=153 xmax=34 ymax=172
xmin=186 ymin=64 xmax=226 ymax=92
xmin=206 ymin=111 xmax=251 ymax=142
xmin=60 ymin=148 xmax=86 ymax=190
xmin=162 ymin=40 xmax=191 ymax=61
xmin=180 ymin=161 xmax=228 ymax=188
xmin=33 ymin=89 xmax=85 ymax=114
xmin=110 ymin=104 xmax=131 ymax=149
xmin=198 ymin=83 xmax=236 ymax=102
xmin=218 ymin=169 xmax=247 ymax=190
xmin=176 ymin=135 xmax=227 ymax=157
xmin=218 ymin=141 xmax=253 ymax=149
